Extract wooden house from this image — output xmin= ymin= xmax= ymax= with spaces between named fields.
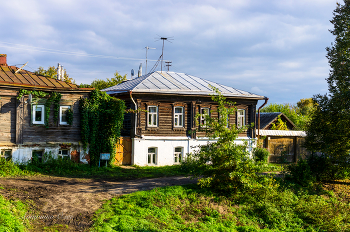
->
xmin=256 ymin=112 xmax=307 ymax=163
xmin=103 ymin=71 xmax=266 ymax=166
xmin=0 ymin=54 xmax=93 ymax=163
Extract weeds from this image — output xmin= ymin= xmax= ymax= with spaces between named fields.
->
xmin=0 ymin=157 xmax=188 ymax=180
xmin=0 ymin=194 xmax=29 ymax=232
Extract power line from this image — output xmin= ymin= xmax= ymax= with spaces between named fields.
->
xmin=0 ymin=41 xmax=165 ymax=62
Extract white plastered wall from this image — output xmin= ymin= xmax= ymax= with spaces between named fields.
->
xmin=132 ymin=136 xmax=256 ymax=166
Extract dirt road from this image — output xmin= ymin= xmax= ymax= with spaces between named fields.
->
xmin=0 ymin=176 xmax=197 ymax=231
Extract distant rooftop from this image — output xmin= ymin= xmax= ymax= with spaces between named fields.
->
xmin=0 ymin=55 xmax=92 ymax=90
xmin=257 ymin=112 xmax=296 ymax=130
xmin=102 ymin=71 xmax=265 ymax=99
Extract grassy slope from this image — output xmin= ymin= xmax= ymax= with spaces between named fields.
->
xmin=92 ymin=182 xmax=350 ymax=232
xmin=0 ymin=193 xmax=29 ymax=232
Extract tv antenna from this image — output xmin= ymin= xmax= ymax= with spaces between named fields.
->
xmin=145 ymin=46 xmax=156 ymax=75
xmin=155 ymin=36 xmax=173 ymax=72
xmin=165 ymin=61 xmax=172 ymax=71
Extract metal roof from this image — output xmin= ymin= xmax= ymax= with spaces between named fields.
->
xmin=258 ymin=129 xmax=306 ymax=137
xmin=102 ymin=71 xmax=265 ymax=99
xmin=0 ymin=65 xmax=86 ymax=90
xmin=256 ymin=112 xmax=296 ymax=130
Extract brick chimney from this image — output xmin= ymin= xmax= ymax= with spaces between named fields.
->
xmin=0 ymin=54 xmax=7 ymax=66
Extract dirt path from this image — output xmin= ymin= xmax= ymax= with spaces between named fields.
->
xmin=0 ymin=176 xmax=197 ymax=231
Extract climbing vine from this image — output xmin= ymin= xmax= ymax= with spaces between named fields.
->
xmin=17 ymin=89 xmax=63 ymax=128
xmin=66 ymin=108 xmax=74 ymax=125
xmin=80 ymin=90 xmax=126 ymax=166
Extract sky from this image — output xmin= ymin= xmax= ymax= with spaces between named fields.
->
xmin=0 ymin=0 xmax=338 ymax=105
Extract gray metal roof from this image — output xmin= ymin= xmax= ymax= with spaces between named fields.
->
xmin=102 ymin=71 xmax=265 ymax=99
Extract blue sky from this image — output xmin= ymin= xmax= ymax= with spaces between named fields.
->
xmin=0 ymin=0 xmax=337 ymax=105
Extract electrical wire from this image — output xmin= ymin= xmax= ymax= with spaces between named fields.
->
xmin=0 ymin=41 xmax=165 ymax=62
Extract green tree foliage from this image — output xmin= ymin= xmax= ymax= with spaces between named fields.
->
xmin=261 ymin=98 xmax=315 ymax=130
xmin=271 ymin=116 xmax=288 ymax=130
xmin=80 ymin=90 xmax=126 ymax=166
xmin=305 ymin=0 xmax=350 ymax=173
xmin=90 ymin=71 xmax=127 ymax=90
xmin=35 ymin=66 xmax=74 ymax=84
xmin=182 ymin=87 xmax=276 ymax=194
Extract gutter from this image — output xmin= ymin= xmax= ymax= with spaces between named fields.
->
xmin=257 ymin=97 xmax=269 ymax=142
xmin=129 ymin=91 xmax=139 ymax=138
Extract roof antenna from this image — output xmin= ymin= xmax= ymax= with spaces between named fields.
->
xmin=145 ymin=46 xmax=156 ymax=75
xmin=155 ymin=36 xmax=173 ymax=72
xmin=138 ymin=63 xmax=142 ymax=77
xmin=15 ymin=62 xmax=28 ymax=74
xmin=165 ymin=61 xmax=172 ymax=71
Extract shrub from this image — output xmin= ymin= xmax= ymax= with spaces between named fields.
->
xmin=253 ymin=147 xmax=270 ymax=163
xmin=285 ymin=159 xmax=315 ymax=187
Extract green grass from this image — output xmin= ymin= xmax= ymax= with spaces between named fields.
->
xmin=0 ymin=194 xmax=29 ymax=232
xmin=0 ymin=158 xmax=188 ymax=180
xmin=92 ymin=183 xmax=350 ymax=232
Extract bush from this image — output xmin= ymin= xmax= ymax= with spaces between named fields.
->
xmin=253 ymin=147 xmax=270 ymax=163
xmin=285 ymin=159 xmax=315 ymax=187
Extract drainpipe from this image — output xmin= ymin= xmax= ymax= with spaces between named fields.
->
xmin=129 ymin=91 xmax=138 ymax=138
xmin=257 ymin=97 xmax=269 ymax=143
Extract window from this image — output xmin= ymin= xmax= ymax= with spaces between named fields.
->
xmin=174 ymin=147 xmax=183 ymax=164
xmin=0 ymin=150 xmax=12 ymax=161
xmin=58 ymin=149 xmax=70 ymax=160
xmin=174 ymin=107 xmax=184 ymax=127
xmin=147 ymin=147 xmax=157 ymax=165
xmin=148 ymin=106 xmax=158 ymax=127
xmin=59 ymin=106 xmax=71 ymax=125
xmin=32 ymin=105 xmax=45 ymax=124
xmin=32 ymin=150 xmax=43 ymax=163
xmin=237 ymin=109 xmax=245 ymax=128
xmin=200 ymin=107 xmax=210 ymax=126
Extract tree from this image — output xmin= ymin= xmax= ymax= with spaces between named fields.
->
xmin=260 ymin=98 xmax=315 ymax=130
xmin=90 ymin=71 xmax=127 ymax=91
xmin=305 ymin=0 xmax=350 ymax=175
xmin=182 ymin=87 xmax=275 ymax=193
xmin=34 ymin=66 xmax=74 ymax=84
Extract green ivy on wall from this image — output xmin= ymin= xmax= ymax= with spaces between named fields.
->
xmin=80 ymin=90 xmax=126 ymax=166
xmin=17 ymin=89 xmax=64 ymax=128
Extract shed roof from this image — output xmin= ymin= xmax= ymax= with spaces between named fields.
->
xmin=102 ymin=71 xmax=265 ymax=99
xmin=257 ymin=112 xmax=296 ymax=130
xmin=257 ymin=129 xmax=306 ymax=137
xmin=0 ymin=65 xmax=88 ymax=90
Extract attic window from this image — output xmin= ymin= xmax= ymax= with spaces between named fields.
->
xmin=32 ymin=105 xmax=45 ymax=124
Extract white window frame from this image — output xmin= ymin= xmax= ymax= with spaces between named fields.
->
xmin=237 ymin=109 xmax=245 ymax=128
xmin=200 ymin=107 xmax=210 ymax=127
xmin=174 ymin=106 xmax=184 ymax=127
xmin=59 ymin=106 xmax=71 ymax=125
xmin=147 ymin=147 xmax=157 ymax=165
xmin=174 ymin=147 xmax=183 ymax=164
xmin=147 ymin=106 xmax=158 ymax=127
xmin=58 ymin=149 xmax=70 ymax=159
xmin=0 ymin=149 xmax=12 ymax=161
xmin=32 ymin=105 xmax=45 ymax=124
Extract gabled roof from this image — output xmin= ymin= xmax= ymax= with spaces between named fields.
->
xmin=256 ymin=112 xmax=296 ymax=130
xmin=0 ymin=65 xmax=86 ymax=90
xmin=102 ymin=71 xmax=265 ymax=99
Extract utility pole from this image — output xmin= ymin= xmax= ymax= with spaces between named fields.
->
xmin=165 ymin=61 xmax=172 ymax=71
xmin=158 ymin=37 xmax=173 ymax=72
xmin=145 ymin=46 xmax=156 ymax=75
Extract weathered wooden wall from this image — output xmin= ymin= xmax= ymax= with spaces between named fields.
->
xmin=0 ymin=90 xmax=17 ymax=144
xmin=265 ymin=137 xmax=309 ymax=163
xmin=123 ymin=94 xmax=258 ymax=138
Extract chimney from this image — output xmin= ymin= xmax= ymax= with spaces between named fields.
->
xmin=0 ymin=54 xmax=7 ymax=66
